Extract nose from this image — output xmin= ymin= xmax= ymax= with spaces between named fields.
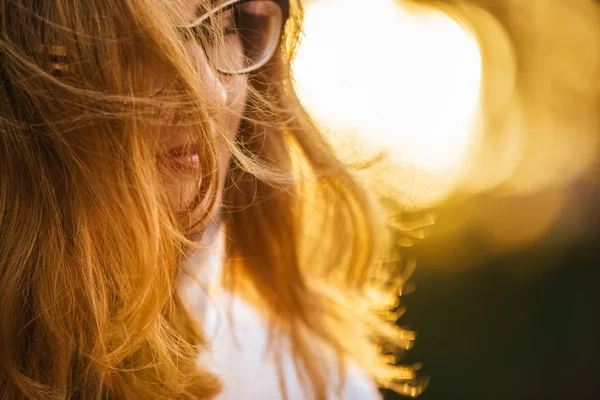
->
xmin=187 ymin=43 xmax=228 ymax=105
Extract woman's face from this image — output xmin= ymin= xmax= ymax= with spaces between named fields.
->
xmin=164 ymin=0 xmax=249 ymax=232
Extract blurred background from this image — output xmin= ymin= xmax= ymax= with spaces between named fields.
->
xmin=292 ymin=0 xmax=600 ymax=398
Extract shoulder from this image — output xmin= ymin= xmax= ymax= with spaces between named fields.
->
xmin=178 ymin=229 xmax=382 ymax=399
xmin=197 ymin=289 xmax=382 ymax=400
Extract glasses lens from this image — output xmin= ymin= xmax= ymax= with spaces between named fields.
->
xmin=206 ymin=0 xmax=283 ymax=74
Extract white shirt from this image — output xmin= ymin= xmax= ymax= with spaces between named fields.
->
xmin=178 ymin=228 xmax=383 ymax=400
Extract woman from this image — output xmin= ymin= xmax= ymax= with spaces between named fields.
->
xmin=0 ymin=0 xmax=420 ymax=398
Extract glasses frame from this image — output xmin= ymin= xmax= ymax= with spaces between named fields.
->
xmin=176 ymin=0 xmax=290 ymax=76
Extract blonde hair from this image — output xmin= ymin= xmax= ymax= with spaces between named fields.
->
xmin=0 ymin=0 xmax=420 ymax=398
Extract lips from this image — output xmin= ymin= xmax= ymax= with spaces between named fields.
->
xmin=162 ymin=145 xmax=201 ymax=172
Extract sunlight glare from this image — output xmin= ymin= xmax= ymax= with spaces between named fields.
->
xmin=293 ymin=0 xmax=482 ymax=206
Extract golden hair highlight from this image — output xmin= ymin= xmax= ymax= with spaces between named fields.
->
xmin=0 ymin=0 xmax=421 ymax=398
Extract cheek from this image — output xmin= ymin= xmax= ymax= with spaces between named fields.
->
xmin=225 ymin=75 xmax=249 ymax=139
xmin=219 ymin=74 xmax=248 ymax=172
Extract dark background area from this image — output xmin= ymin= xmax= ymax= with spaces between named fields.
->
xmin=382 ymin=166 xmax=600 ymax=400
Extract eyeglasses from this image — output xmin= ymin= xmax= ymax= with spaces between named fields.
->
xmin=176 ymin=0 xmax=290 ymax=75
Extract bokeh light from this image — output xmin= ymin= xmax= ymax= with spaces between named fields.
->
xmin=293 ymin=0 xmax=600 ymax=253
xmin=293 ymin=0 xmax=482 ymax=207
